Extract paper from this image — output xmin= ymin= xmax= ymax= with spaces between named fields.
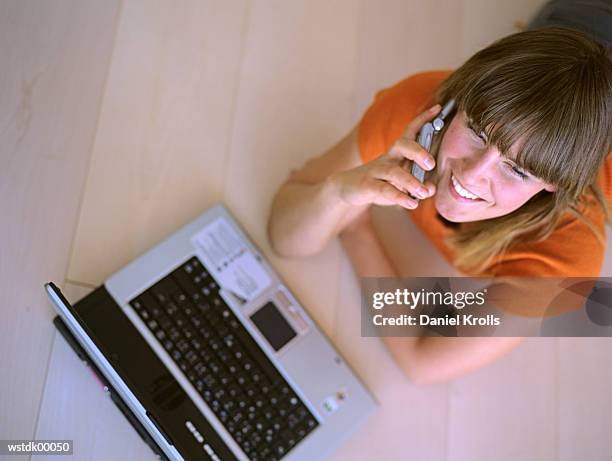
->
xmin=191 ymin=217 xmax=271 ymax=303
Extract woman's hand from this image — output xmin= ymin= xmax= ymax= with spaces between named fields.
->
xmin=331 ymin=104 xmax=441 ymax=210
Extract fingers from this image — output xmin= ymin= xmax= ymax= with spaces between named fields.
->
xmin=388 ymin=139 xmax=436 ymax=172
xmin=374 ymin=181 xmax=419 ymax=209
xmin=403 ymin=104 xmax=441 ymax=140
xmin=377 ymin=163 xmax=433 ymax=199
xmin=386 ymin=104 xmax=441 ymax=170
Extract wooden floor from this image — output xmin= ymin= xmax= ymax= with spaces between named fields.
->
xmin=2 ymin=1 xmax=612 ymax=460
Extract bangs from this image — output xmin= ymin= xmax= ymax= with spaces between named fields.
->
xmin=457 ymin=70 xmax=603 ymax=192
xmin=435 ymin=27 xmax=611 ymax=195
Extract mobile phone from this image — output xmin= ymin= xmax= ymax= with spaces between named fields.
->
xmin=411 ymin=98 xmax=456 ymax=184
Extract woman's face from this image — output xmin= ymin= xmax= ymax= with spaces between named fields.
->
xmin=433 ymin=111 xmax=557 ymax=223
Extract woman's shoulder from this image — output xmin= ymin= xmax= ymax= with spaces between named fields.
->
xmin=358 ymin=70 xmax=453 ymax=164
xmin=371 ymin=70 xmax=454 ymax=104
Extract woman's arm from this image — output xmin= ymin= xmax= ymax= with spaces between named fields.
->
xmin=339 ymin=210 xmax=525 ymax=385
xmin=267 ymin=128 xmax=369 ymax=258
xmin=268 ymin=174 xmax=370 ymax=258
xmin=268 ymin=106 xmax=440 ymax=258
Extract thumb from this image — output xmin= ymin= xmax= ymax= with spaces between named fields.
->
xmin=402 ymin=104 xmax=442 ymax=140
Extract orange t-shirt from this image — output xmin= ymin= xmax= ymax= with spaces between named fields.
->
xmin=357 ymin=70 xmax=611 ymax=277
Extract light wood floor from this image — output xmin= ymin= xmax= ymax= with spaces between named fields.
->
xmin=2 ymin=1 xmax=612 ymax=460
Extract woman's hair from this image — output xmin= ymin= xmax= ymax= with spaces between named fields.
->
xmin=432 ymin=27 xmax=612 ymax=275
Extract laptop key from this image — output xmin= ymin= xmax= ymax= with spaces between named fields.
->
xmin=198 ymin=327 xmax=214 ymax=341
xmin=171 ymin=351 xmax=183 ymax=363
xmin=155 ymin=330 xmax=166 ymax=341
xmin=151 ymin=276 xmax=180 ymax=298
xmin=211 ymin=399 xmax=223 ymax=411
xmin=203 ymin=375 xmax=216 ymax=388
xmin=245 ymin=385 xmax=256 ymax=399
xmin=262 ymin=407 xmax=275 ymax=421
xmin=216 ymin=324 xmax=230 ymax=338
xmin=176 ymin=339 xmax=189 ymax=352
xmin=218 ymin=409 xmax=230 ymax=423
xmin=208 ymin=360 xmax=221 ymax=374
xmin=271 ymin=419 xmax=282 ymax=433
xmin=259 ymin=447 xmax=272 ymax=459
xmin=176 ymin=358 xmax=189 ymax=373
xmin=196 ymin=301 xmax=211 ymax=314
xmin=183 ymin=304 xmax=195 ymax=317
xmin=182 ymin=326 xmax=195 ymax=340
xmin=190 ymin=338 xmax=202 ymax=351
xmin=227 ymin=385 xmax=241 ymax=398
xmin=130 ymin=298 xmax=143 ymax=311
xmin=287 ymin=413 xmax=300 ymax=429
xmin=235 ymin=374 xmax=248 ymax=386
xmin=296 ymin=406 xmax=308 ymax=420
xmin=173 ymin=270 xmax=199 ymax=296
xmin=185 ymin=350 xmax=199 ymax=365
xmin=173 ymin=292 xmax=188 ymax=305
xmin=168 ymin=327 xmax=181 ymax=341
xmin=241 ymin=440 xmax=252 ymax=452
xmin=273 ymin=443 xmax=286 ymax=457
xmin=190 ymin=314 xmax=203 ymax=328
xmin=281 ymin=429 xmax=297 ymax=448
xmin=157 ymin=315 xmax=173 ymax=330
xmin=305 ymin=417 xmax=316 ymax=429
xmin=223 ymin=400 xmax=236 ymax=413
xmin=165 ymin=301 xmax=179 ymax=316
xmin=174 ymin=313 xmax=188 ymax=328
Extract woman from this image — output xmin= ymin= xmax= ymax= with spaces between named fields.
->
xmin=267 ymin=26 xmax=611 ymax=384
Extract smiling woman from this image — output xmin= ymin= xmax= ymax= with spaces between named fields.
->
xmin=267 ymin=25 xmax=611 ymax=382
xmin=357 ymin=27 xmax=612 ymax=277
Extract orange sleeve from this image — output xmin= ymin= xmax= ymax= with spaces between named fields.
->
xmin=357 ymin=70 xmax=453 ymax=165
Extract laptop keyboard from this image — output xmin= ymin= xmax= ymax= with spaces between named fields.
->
xmin=129 ymin=256 xmax=318 ymax=460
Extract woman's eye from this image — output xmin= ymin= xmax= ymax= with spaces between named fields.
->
xmin=507 ymin=163 xmax=529 ymax=181
xmin=468 ymin=124 xmax=487 ymax=143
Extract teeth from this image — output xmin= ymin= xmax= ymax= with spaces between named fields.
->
xmin=451 ymin=174 xmax=480 ymax=200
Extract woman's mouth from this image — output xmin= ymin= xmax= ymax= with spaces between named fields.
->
xmin=449 ymin=173 xmax=485 ymax=202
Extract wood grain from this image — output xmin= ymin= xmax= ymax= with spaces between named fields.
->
xmin=66 ymin=0 xmax=249 ymax=285
xmin=0 ymin=0 xmax=120 ymax=445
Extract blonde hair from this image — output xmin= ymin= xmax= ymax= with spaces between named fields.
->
xmin=432 ymin=27 xmax=612 ymax=274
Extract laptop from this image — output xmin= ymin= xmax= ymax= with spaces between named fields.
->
xmin=45 ymin=203 xmax=377 ymax=461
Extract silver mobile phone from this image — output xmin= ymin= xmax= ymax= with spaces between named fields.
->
xmin=411 ymin=98 xmax=456 ymax=184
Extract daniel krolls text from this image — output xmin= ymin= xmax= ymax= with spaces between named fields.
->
xmin=370 ymin=288 xmax=501 ymax=327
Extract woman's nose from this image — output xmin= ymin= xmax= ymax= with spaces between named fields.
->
xmin=460 ymin=148 xmax=498 ymax=185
